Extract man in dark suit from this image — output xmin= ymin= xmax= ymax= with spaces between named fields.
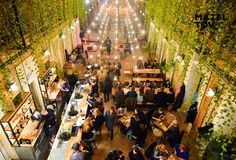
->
xmin=154 ymin=86 xmax=168 ymax=108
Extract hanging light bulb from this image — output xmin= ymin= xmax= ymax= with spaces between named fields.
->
xmin=61 ymin=34 xmax=66 ymax=39
xmin=44 ymin=50 xmax=50 ymax=56
xmin=85 ymin=0 xmax=90 ymax=5
xmin=207 ymin=88 xmax=215 ymax=97
xmin=87 ymin=29 xmax=91 ymax=34
xmin=9 ymin=82 xmax=18 ymax=92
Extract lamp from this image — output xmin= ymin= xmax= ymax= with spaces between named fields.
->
xmin=44 ymin=50 xmax=50 ymax=56
xmin=9 ymin=82 xmax=18 ymax=92
xmin=61 ymin=34 xmax=66 ymax=39
xmin=85 ymin=0 xmax=90 ymax=5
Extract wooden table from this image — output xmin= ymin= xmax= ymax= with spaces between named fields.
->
xmin=132 ymin=77 xmax=164 ymax=82
xmin=64 ymin=129 xmax=82 ymax=160
xmin=118 ymin=114 xmax=131 ymax=128
xmin=112 ymin=87 xmax=170 ymax=96
xmin=152 ymin=112 xmax=177 ymax=132
xmin=133 ymin=68 xmax=162 ymax=74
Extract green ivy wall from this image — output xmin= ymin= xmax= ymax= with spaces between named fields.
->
xmin=0 ymin=0 xmax=86 ymax=51
xmin=145 ymin=0 xmax=236 ymax=92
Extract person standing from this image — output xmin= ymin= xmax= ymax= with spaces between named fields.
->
xmin=97 ymin=67 xmax=107 ymax=93
xmin=89 ymin=77 xmax=99 ymax=95
xmin=67 ymin=71 xmax=78 ymax=93
xmin=104 ymin=37 xmax=112 ymax=55
xmin=105 ymin=106 xmax=117 ymax=140
xmin=103 ymin=77 xmax=113 ymax=103
xmin=173 ymin=84 xmax=185 ymax=111
xmin=60 ymin=78 xmax=70 ymax=103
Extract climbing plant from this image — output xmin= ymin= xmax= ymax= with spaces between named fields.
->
xmin=145 ymin=0 xmax=236 ymax=159
xmin=145 ymin=0 xmax=236 ymax=89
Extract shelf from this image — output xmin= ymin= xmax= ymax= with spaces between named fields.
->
xmin=38 ymin=62 xmax=56 ymax=78
xmin=1 ymin=92 xmax=31 ymax=123
xmin=48 ymin=74 xmax=57 ymax=87
xmin=9 ymin=90 xmax=21 ymax=101
xmin=5 ymin=96 xmax=35 ymax=131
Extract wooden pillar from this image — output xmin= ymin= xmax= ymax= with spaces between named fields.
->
xmin=194 ymin=73 xmax=218 ymax=128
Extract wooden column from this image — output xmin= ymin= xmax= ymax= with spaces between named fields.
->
xmin=194 ymin=73 xmax=218 ymax=128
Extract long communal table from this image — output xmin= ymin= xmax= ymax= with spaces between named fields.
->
xmin=48 ymin=83 xmax=90 ymax=160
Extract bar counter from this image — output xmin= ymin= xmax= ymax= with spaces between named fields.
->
xmin=48 ymin=82 xmax=90 ymax=160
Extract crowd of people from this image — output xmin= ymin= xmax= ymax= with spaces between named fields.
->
xmin=53 ymin=36 xmax=190 ymax=160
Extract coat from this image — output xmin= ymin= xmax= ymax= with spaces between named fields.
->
xmin=103 ymin=79 xmax=112 ymax=93
xmin=105 ymin=111 xmax=117 ymax=130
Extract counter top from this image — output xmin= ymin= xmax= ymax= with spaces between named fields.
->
xmin=48 ymin=83 xmax=90 ymax=160
xmin=17 ymin=120 xmax=44 ymax=147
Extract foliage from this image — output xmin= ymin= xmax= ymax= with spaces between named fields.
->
xmin=145 ymin=0 xmax=236 ymax=158
xmin=0 ymin=0 xmax=86 ymax=51
xmin=145 ymin=0 xmax=236 ymax=90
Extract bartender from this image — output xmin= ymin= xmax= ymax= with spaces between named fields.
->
xmin=60 ymin=78 xmax=70 ymax=103
xmin=36 ymin=107 xmax=57 ymax=139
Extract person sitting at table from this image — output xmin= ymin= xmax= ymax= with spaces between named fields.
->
xmin=134 ymin=109 xmax=147 ymax=126
xmin=152 ymin=108 xmax=165 ymax=121
xmin=125 ymin=79 xmax=133 ymax=88
xmin=129 ymin=145 xmax=145 ymax=160
xmin=167 ymin=88 xmax=175 ymax=104
xmin=79 ymin=140 xmax=93 ymax=159
xmin=71 ymin=142 xmax=86 ymax=160
xmin=106 ymin=149 xmax=125 ymax=160
xmin=137 ymin=60 xmax=144 ymax=69
xmin=164 ymin=119 xmax=180 ymax=147
xmin=151 ymin=60 xmax=159 ymax=69
xmin=143 ymin=85 xmax=155 ymax=105
xmin=127 ymin=117 xmax=141 ymax=141
xmin=174 ymin=143 xmax=190 ymax=160
xmin=154 ymin=86 xmax=168 ymax=108
xmin=82 ymin=118 xmax=95 ymax=140
xmin=144 ymin=60 xmax=151 ymax=69
xmin=114 ymin=86 xmax=125 ymax=108
xmin=152 ymin=144 xmax=169 ymax=160
xmin=127 ymin=86 xmax=138 ymax=98
xmin=92 ymin=109 xmax=104 ymax=133
xmin=136 ymin=85 xmax=144 ymax=103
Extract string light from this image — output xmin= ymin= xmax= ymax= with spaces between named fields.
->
xmin=44 ymin=50 xmax=50 ymax=56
